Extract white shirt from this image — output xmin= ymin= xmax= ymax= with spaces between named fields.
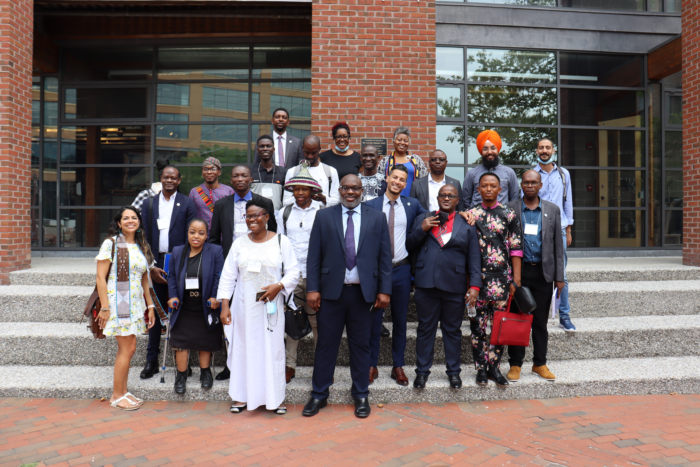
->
xmin=428 ymin=174 xmax=447 ymax=212
xmin=382 ymin=195 xmax=408 ymax=262
xmin=273 ymin=131 xmax=288 ymax=167
xmin=157 ymin=192 xmax=176 ymax=253
xmin=233 ymin=193 xmax=251 ymax=241
xmin=282 ymin=163 xmax=340 ymax=207
xmin=341 ymin=205 xmax=361 ymax=284
xmin=275 ymin=201 xmax=321 ymax=278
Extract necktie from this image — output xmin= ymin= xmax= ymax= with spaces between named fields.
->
xmin=389 ymin=200 xmax=396 ymax=259
xmin=345 ymin=211 xmax=356 ymax=270
xmin=277 ymin=136 xmax=285 ymax=167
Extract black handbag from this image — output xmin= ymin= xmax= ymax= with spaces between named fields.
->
xmin=277 ymin=235 xmax=314 ymax=340
xmin=512 ymin=284 xmax=537 ymax=315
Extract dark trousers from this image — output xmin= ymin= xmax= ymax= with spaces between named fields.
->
xmin=508 ymin=262 xmax=553 ymax=368
xmin=312 ymin=285 xmax=373 ymax=400
xmin=369 ymin=263 xmax=411 ymax=368
xmin=414 ymin=287 xmax=464 ymax=376
xmin=146 ymin=254 xmax=169 ymax=363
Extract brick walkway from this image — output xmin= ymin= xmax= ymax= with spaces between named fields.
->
xmin=2 ymin=394 xmax=700 ymax=466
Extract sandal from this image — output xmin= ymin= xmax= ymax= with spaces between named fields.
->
xmin=109 ymin=395 xmax=141 ymax=411
xmin=230 ymin=402 xmax=247 ymax=413
xmin=124 ymin=392 xmax=144 ymax=406
xmin=274 ymin=406 xmax=287 ymax=415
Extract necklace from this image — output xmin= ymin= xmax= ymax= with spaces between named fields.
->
xmin=297 ymin=206 xmax=312 ymax=228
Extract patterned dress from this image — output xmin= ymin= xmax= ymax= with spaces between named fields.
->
xmin=95 ymin=237 xmax=149 ymax=337
xmin=467 ymin=203 xmax=523 ymax=370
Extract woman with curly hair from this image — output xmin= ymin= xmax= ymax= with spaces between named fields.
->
xmin=378 ymin=126 xmax=429 ymax=197
xmin=319 ymin=122 xmax=362 ymax=180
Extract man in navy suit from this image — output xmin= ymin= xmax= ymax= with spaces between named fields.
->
xmin=406 ymin=184 xmax=481 ymax=389
xmin=140 ymin=165 xmax=196 ymax=379
xmin=303 ymin=174 xmax=393 ymax=418
xmin=365 ymin=165 xmax=425 ymax=386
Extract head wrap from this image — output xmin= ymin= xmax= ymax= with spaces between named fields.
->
xmin=284 ymin=162 xmax=323 ymax=193
xmin=202 ymin=156 xmax=222 ymax=169
xmin=476 ymin=130 xmax=502 ymax=152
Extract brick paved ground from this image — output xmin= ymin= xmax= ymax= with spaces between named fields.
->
xmin=2 ymin=394 xmax=700 ymax=466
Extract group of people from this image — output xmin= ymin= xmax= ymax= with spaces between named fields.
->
xmin=94 ymin=107 xmax=574 ymax=418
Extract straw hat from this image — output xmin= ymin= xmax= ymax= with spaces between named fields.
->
xmin=284 ymin=162 xmax=323 ymax=193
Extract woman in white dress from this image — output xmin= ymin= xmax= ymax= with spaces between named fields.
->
xmin=95 ymin=206 xmax=157 ymax=411
xmin=218 ymin=198 xmax=300 ymax=414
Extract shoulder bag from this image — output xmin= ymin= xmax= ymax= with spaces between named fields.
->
xmin=491 ymin=292 xmax=534 ymax=347
xmin=80 ymin=238 xmax=115 ymax=339
xmin=277 ymin=234 xmax=314 ymax=340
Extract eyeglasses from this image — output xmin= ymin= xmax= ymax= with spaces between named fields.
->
xmin=436 ymin=194 xmax=459 ymax=200
xmin=245 ymin=212 xmax=268 ymax=220
xmin=521 ymin=182 xmax=540 ymax=187
xmin=340 ymin=185 xmax=363 ymax=192
xmin=202 ymin=167 xmax=219 ymax=173
xmin=334 ymin=134 xmax=350 ymax=140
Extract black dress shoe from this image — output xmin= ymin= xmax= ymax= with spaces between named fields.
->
xmin=302 ymin=397 xmax=328 ymax=417
xmin=476 ymin=369 xmax=488 ymax=386
xmin=140 ymin=361 xmax=159 ymax=379
xmin=215 ymin=366 xmax=230 ymax=381
xmin=354 ymin=398 xmax=371 ymax=418
xmin=200 ymin=367 xmax=213 ymax=389
xmin=448 ymin=374 xmax=462 ymax=389
xmin=487 ymin=366 xmax=509 ymax=388
xmin=413 ymin=373 xmax=428 ymax=389
xmin=174 ymin=370 xmax=187 ymax=395
xmin=380 ymin=325 xmax=390 ymax=337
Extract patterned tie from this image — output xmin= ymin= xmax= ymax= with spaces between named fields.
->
xmin=277 ymin=136 xmax=285 ymax=167
xmin=345 ymin=211 xmax=356 ymax=270
xmin=389 ymin=200 xmax=396 ymax=259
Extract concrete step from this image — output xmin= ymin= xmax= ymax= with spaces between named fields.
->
xmin=0 ymin=285 xmax=95 ymax=322
xmin=1 ymin=356 xmax=700 ymax=403
xmin=3 ymin=315 xmax=699 ymax=367
xmin=11 ymin=259 xmax=96 ymax=287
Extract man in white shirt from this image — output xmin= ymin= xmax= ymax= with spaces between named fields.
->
xmin=252 ymin=108 xmax=304 ymax=170
xmin=276 ymin=166 xmax=324 ymax=384
xmin=283 ymin=134 xmax=340 ymax=207
xmin=410 ymin=150 xmax=465 ymax=212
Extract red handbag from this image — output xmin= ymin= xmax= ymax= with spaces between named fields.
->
xmin=491 ymin=296 xmax=533 ymax=346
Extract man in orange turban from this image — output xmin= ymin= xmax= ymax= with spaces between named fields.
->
xmin=462 ymin=129 xmax=519 ymax=206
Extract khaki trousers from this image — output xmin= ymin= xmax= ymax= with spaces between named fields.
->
xmin=285 ymin=277 xmax=318 ymax=369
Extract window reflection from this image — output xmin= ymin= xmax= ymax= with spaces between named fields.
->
xmin=468 ymin=85 xmax=556 ymax=125
xmin=437 ymin=125 xmax=465 ymax=165
xmin=253 ymin=82 xmax=311 ymax=121
xmin=63 ymin=47 xmax=153 ymax=81
xmin=60 ymin=209 xmax=119 ymax=248
xmin=64 ymin=88 xmax=148 ymax=120
xmin=665 ymin=171 xmax=682 ymax=208
xmin=560 ymin=129 xmax=644 ymax=167
xmin=437 ymin=87 xmax=461 ymax=118
xmin=60 ymin=167 xmax=148 ymax=207
xmin=158 ymin=47 xmax=249 ymax=80
xmin=570 ymin=170 xmax=644 ymax=208
xmin=665 ymin=132 xmax=681 ymax=169
xmin=560 ymin=89 xmax=644 ymax=127
xmin=468 ymin=49 xmax=556 ymax=84
xmin=253 ymin=46 xmax=311 ymax=78
xmin=665 ymin=211 xmax=682 ymax=245
xmin=571 ymin=210 xmax=645 ymax=248
xmin=667 ymin=95 xmax=682 ymax=125
xmin=560 ymin=53 xmax=643 ymax=87
xmin=437 ymin=48 xmax=464 ymax=80
xmin=156 ymin=124 xmax=248 ymax=164
xmin=60 ymin=126 xmax=151 ymax=165
xmin=560 ymin=0 xmax=644 ymax=10
xmin=467 ymin=126 xmax=557 ymax=166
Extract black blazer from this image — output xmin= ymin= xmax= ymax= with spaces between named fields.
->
xmin=208 ymin=192 xmax=277 ymax=258
xmin=410 ymin=175 xmax=465 ymax=212
xmin=141 ymin=192 xmax=197 ymax=255
xmin=167 ymin=243 xmax=225 ymax=329
xmin=306 ymin=203 xmax=393 ymax=303
xmin=407 ymin=212 xmax=481 ymax=295
xmin=252 ymin=133 xmax=304 ymax=170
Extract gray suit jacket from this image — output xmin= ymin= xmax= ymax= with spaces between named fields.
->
xmin=410 ymin=174 xmax=465 ymax=212
xmin=252 ymin=133 xmax=304 ymax=170
xmin=506 ymin=198 xmax=565 ymax=283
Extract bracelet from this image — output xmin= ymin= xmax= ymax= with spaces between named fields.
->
xmin=278 ymin=282 xmax=283 ymax=289
xmin=100 ymin=308 xmax=109 ymax=312
xmin=147 ymin=305 xmax=155 ymax=309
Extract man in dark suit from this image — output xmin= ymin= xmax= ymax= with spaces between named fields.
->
xmin=365 ymin=165 xmax=425 ymax=386
xmin=252 ymin=108 xmax=304 ymax=169
xmin=410 ymin=150 xmax=464 ymax=212
xmin=303 ymin=174 xmax=393 ymax=418
xmin=140 ymin=165 xmax=197 ymax=379
xmin=506 ymin=170 xmax=565 ymax=383
xmin=406 ymin=184 xmax=481 ymax=389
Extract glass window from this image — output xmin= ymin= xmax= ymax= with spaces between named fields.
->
xmin=662 ymin=71 xmax=682 ymax=89
xmin=31 ymin=207 xmax=40 ymax=248
xmin=32 ymin=82 xmax=40 ymax=169
xmin=571 ymin=210 xmax=645 ymax=248
xmin=437 ymin=86 xmax=462 ymax=118
xmin=665 ymin=0 xmax=681 ymax=12
xmin=44 ymin=77 xmax=58 ymax=139
xmin=570 ymin=169 xmax=645 ymax=208
xmin=560 ymin=89 xmax=644 ymax=127
xmin=60 ymin=167 xmax=148 ymax=207
xmin=252 ymin=124 xmax=310 ymax=152
xmin=437 ymin=48 xmax=464 ymax=81
xmin=59 ymin=209 xmax=119 ymax=248
xmin=560 ymin=53 xmax=643 ymax=87
xmin=665 ymin=131 xmax=681 ymax=168
xmin=560 ymin=129 xmax=645 ymax=167
xmin=560 ymin=0 xmax=644 ymax=10
xmin=202 ymin=87 xmax=253 ymax=113
xmin=253 ymin=46 xmax=311 ymax=79
xmin=467 ymin=49 xmax=555 ymax=84
xmin=158 ymin=46 xmax=249 ymax=80
xmin=156 ymin=125 xmax=248 ymax=164
xmin=253 ymin=82 xmax=311 ymax=121
xmin=665 ymin=211 xmax=682 ymax=246
xmin=60 ymin=126 xmax=151 ymax=165
xmin=157 ymin=84 xmax=190 ymax=107
xmin=445 ymin=166 xmax=465 ymax=181
xmin=467 ymin=126 xmax=557 ymax=166
xmin=468 ymin=85 xmax=557 ymax=125
xmin=667 ymin=95 xmax=682 ymax=126
xmin=665 ymin=171 xmax=682 ymax=207
xmin=156 ymin=115 xmax=189 ymax=139
xmin=63 ymin=47 xmax=153 ymax=81
xmin=64 ymin=87 xmax=148 ymax=120
xmin=437 ymin=125 xmax=465 ymax=165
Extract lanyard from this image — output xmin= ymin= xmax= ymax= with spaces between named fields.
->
xmin=187 ymin=253 xmax=203 ymax=279
xmin=257 ymin=163 xmax=276 ymax=183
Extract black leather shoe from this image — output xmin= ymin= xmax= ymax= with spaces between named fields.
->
xmin=302 ymin=397 xmax=328 ymax=417
xmin=354 ymin=398 xmax=371 ymax=418
xmin=174 ymin=370 xmax=187 ymax=395
xmin=487 ymin=366 xmax=509 ymax=388
xmin=476 ymin=369 xmax=488 ymax=386
xmin=215 ymin=366 xmax=230 ymax=381
xmin=413 ymin=373 xmax=428 ymax=389
xmin=448 ymin=374 xmax=462 ymax=389
xmin=200 ymin=367 xmax=213 ymax=390
xmin=140 ymin=361 xmax=159 ymax=379
xmin=381 ymin=325 xmax=390 ymax=337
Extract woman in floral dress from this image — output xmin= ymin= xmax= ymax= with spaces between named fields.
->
xmin=95 ymin=206 xmax=157 ymax=410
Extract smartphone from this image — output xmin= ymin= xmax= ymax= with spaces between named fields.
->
xmin=256 ymin=291 xmax=265 ymax=302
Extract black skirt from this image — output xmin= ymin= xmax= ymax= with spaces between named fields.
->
xmin=170 ymin=300 xmax=223 ymax=352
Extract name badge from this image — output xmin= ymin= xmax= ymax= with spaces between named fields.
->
xmin=157 ymin=218 xmax=169 ymax=230
xmin=247 ymin=261 xmax=262 ymax=273
xmin=234 ymin=223 xmax=247 ymax=234
xmin=186 ymin=277 xmax=198 ymax=289
xmin=524 ymin=223 xmax=539 ymax=235
xmin=262 ymin=187 xmax=274 ymax=198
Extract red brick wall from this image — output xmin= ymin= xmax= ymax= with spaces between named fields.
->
xmin=311 ymin=0 xmax=436 ymax=160
xmin=683 ymin=0 xmax=700 ymax=265
xmin=0 ymin=0 xmax=33 ymax=282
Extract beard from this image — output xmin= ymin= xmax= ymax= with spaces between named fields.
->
xmin=483 ymin=155 xmax=499 ymax=169
xmin=340 ymin=197 xmax=361 ymax=209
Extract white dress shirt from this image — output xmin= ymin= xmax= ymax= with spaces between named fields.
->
xmin=382 ymin=194 xmax=408 ymax=262
xmin=282 ymin=163 xmax=340 ymax=207
xmin=341 ymin=204 xmax=361 ymax=284
xmin=233 ymin=192 xmax=251 ymax=241
xmin=275 ymin=200 xmax=321 ymax=278
xmin=273 ymin=131 xmax=287 ymax=167
xmin=157 ymin=192 xmax=176 ymax=253
xmin=428 ymin=174 xmax=447 ymax=212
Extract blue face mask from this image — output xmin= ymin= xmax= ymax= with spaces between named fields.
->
xmin=266 ymin=300 xmax=277 ymax=315
xmin=335 ymin=145 xmax=346 ymax=153
xmin=537 ymin=156 xmax=553 ymax=165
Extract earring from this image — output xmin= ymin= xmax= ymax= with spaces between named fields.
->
xmin=265 ymin=222 xmax=269 ymax=229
